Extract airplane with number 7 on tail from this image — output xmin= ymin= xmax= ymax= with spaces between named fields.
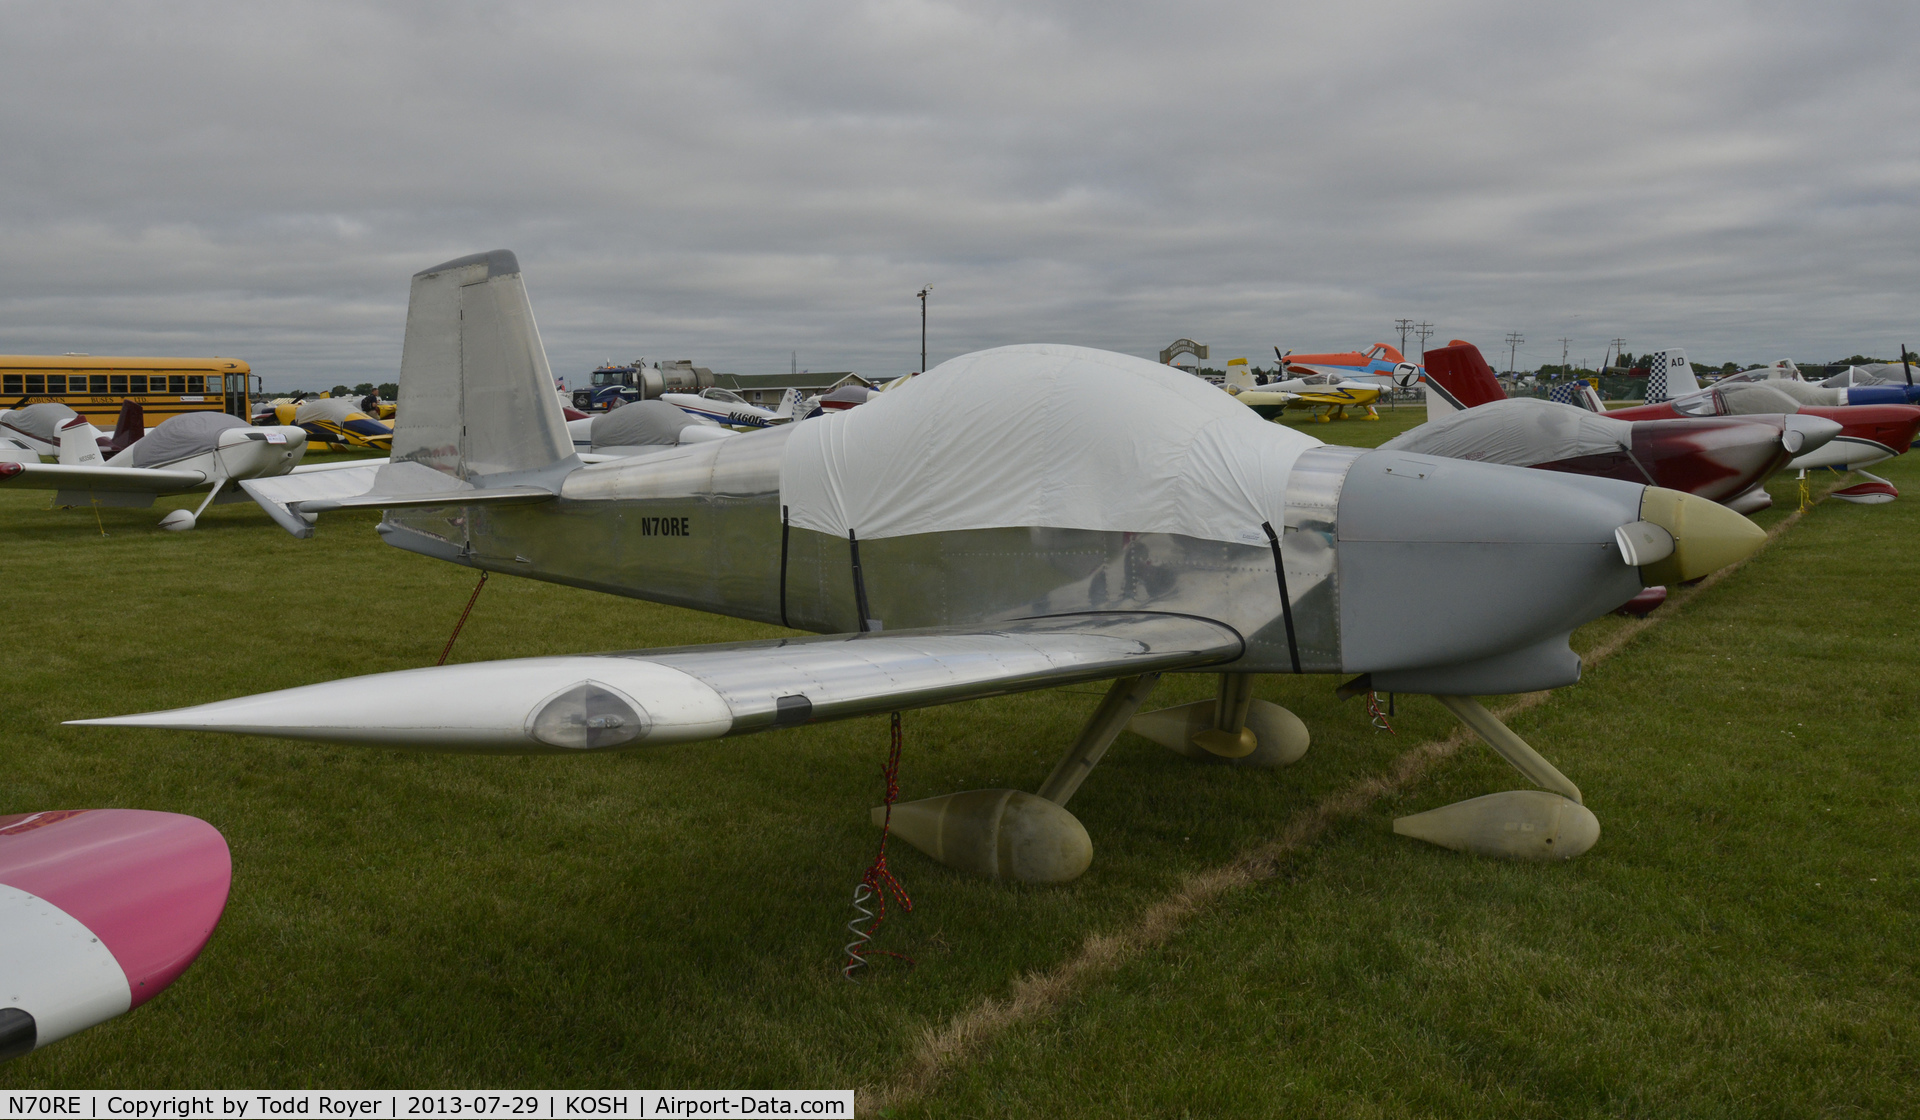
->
xmin=73 ymin=250 xmax=1768 ymax=880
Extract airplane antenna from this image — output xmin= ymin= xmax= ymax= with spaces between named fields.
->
xmin=917 ymin=286 xmax=933 ymax=374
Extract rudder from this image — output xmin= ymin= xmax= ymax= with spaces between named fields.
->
xmin=1420 ymin=341 xmax=1507 ymax=418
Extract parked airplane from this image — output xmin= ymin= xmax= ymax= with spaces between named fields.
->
xmin=1392 ymin=343 xmax=1839 ymax=507
xmin=662 ymin=386 xmax=810 ymax=429
xmin=1 ymin=808 xmax=229 ymax=1063
xmin=1822 ymin=349 xmax=1916 ymax=389
xmin=1 ymin=402 xmax=91 ymax=458
xmin=1278 ymin=343 xmax=1421 ymax=386
xmin=1608 ymin=379 xmax=1920 ymax=479
xmin=285 ymin=396 xmax=395 ymax=452
xmin=0 ymin=410 xmax=323 ymax=529
xmin=566 ymin=399 xmax=735 ymax=455
xmin=1226 ymin=363 xmax=1381 ymax=421
xmin=79 ymin=251 xmax=1767 ymax=879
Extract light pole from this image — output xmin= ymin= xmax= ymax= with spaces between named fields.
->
xmin=917 ymin=286 xmax=932 ymax=373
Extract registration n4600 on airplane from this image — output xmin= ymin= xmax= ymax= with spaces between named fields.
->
xmin=76 ymin=251 xmax=1766 ymax=879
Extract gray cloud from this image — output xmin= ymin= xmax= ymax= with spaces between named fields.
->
xmin=0 ymin=0 xmax=1916 ymax=388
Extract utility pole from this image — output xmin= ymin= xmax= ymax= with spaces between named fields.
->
xmin=1608 ymin=337 xmax=1628 ymax=371
xmin=791 ymin=351 xmax=797 ymax=378
xmin=1558 ymin=337 xmax=1572 ymax=377
xmin=1415 ymin=321 xmax=1435 ymax=355
xmin=1504 ymin=332 xmax=1525 ymax=376
xmin=917 ymin=286 xmax=932 ymax=373
xmin=1395 ymin=318 xmax=1413 ymax=357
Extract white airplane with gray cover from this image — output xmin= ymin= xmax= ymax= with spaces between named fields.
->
xmin=74 ymin=251 xmax=1767 ymax=877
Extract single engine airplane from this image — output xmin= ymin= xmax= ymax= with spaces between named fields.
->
xmin=1226 ymin=363 xmax=1380 ymax=422
xmin=662 ymin=386 xmax=809 ymax=429
xmin=1277 ymin=342 xmax=1421 ymax=387
xmin=0 ymin=410 xmax=323 ymax=529
xmin=76 ymin=251 xmax=1768 ymax=879
xmin=1399 ymin=343 xmax=1840 ymax=507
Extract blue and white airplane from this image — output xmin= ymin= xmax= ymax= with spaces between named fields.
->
xmin=661 ymin=386 xmax=812 ymax=429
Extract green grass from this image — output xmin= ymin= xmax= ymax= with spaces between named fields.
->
xmin=3 ymin=420 xmax=1913 ymax=1116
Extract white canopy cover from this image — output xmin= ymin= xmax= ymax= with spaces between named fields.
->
xmin=1379 ymin=398 xmax=1632 ymax=466
xmin=779 ymin=344 xmax=1322 ymax=548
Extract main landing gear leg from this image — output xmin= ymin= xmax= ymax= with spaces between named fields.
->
xmin=1127 ymin=674 xmax=1310 ymax=768
xmin=1394 ymin=694 xmax=1600 ymax=861
xmin=876 ymin=673 xmax=1163 ymax=884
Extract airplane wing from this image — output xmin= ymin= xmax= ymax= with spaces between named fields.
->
xmin=71 ymin=612 xmax=1246 ymax=749
xmin=0 ymin=462 xmax=206 ymax=493
xmin=1 ymin=809 xmax=229 ymax=1061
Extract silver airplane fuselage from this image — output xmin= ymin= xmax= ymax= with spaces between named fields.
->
xmin=380 ymin=426 xmax=1651 ymax=694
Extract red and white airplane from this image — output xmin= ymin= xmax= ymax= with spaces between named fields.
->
xmin=1401 ymin=343 xmax=1846 ymax=511
xmin=1 ymin=809 xmax=230 ymax=1062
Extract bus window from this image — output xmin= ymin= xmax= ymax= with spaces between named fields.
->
xmin=45 ymin=374 xmax=65 ymax=393
xmin=24 ymin=374 xmax=45 ymax=393
xmin=0 ymin=375 xmax=18 ymax=393
xmin=168 ymin=375 xmax=185 ymax=393
xmin=130 ymin=375 xmax=147 ymax=393
xmin=109 ymin=375 xmax=129 ymax=394
xmin=89 ymin=374 xmax=108 ymax=394
xmin=186 ymin=375 xmax=205 ymax=394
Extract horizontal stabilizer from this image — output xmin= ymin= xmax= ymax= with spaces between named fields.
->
xmin=69 ymin=612 xmax=1244 ymax=751
xmin=242 ymin=459 xmax=552 ymax=538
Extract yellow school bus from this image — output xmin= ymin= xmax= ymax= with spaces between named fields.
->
xmin=0 ymin=355 xmax=257 ymax=428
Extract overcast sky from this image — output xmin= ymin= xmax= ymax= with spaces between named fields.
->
xmin=1 ymin=1 xmax=1915 ymax=389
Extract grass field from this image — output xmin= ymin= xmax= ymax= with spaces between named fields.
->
xmin=2 ymin=414 xmax=1915 ymax=1116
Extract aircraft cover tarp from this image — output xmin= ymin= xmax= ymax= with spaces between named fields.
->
xmin=592 ymin=401 xmax=700 ymax=448
xmin=294 ymin=397 xmax=366 ymax=424
xmin=2 ymin=403 xmax=79 ymax=443
xmin=779 ymin=344 xmax=1322 ymax=547
xmin=130 ymin=412 xmax=248 ymax=468
xmin=1379 ymin=398 xmax=1631 ymax=466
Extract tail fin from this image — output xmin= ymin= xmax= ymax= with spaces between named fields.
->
xmin=1645 ymin=349 xmax=1698 ymax=403
xmin=57 ymin=417 xmax=105 ymax=466
xmin=1420 ymin=342 xmax=1506 ymax=418
xmin=773 ymin=386 xmax=802 ymax=419
xmin=105 ymin=401 xmax=144 ymax=459
xmin=393 ymin=250 xmax=572 ymax=483
xmin=1224 ymin=358 xmax=1256 ymax=391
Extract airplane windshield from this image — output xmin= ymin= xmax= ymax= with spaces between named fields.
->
xmin=1671 ymin=391 xmax=1723 ymax=417
xmin=702 ymin=389 xmax=745 ymax=403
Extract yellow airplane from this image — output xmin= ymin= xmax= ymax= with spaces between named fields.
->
xmin=1221 ymin=359 xmax=1380 ymax=422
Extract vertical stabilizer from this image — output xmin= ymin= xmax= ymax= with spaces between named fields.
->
xmin=1645 ymin=349 xmax=1697 ymax=403
xmin=105 ymin=401 xmax=145 ymax=459
xmin=1420 ymin=342 xmax=1506 ymax=419
xmin=1225 ymin=358 xmax=1256 ymax=391
xmin=57 ymin=418 xmax=104 ymax=466
xmin=393 ymin=250 xmax=572 ymax=484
